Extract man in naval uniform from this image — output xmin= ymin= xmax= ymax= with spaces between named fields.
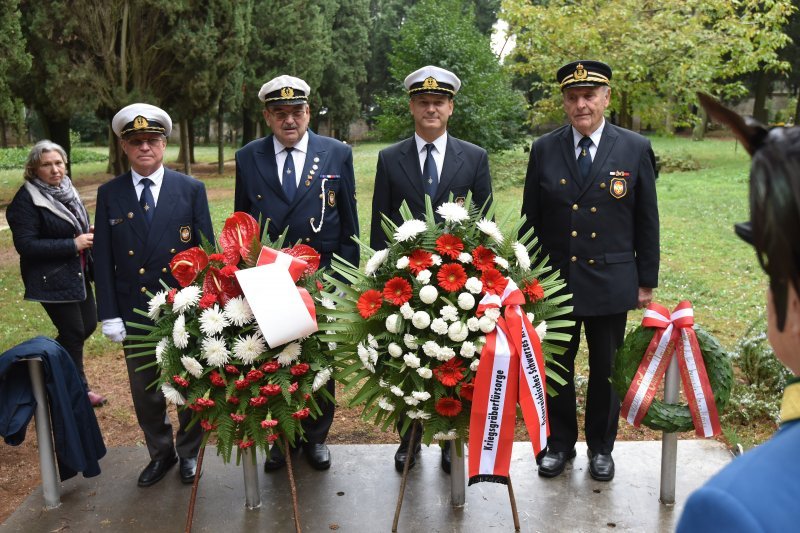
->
xmin=94 ymin=103 xmax=214 ymax=487
xmin=520 ymin=60 xmax=659 ymax=482
xmin=234 ymin=74 xmax=359 ymax=473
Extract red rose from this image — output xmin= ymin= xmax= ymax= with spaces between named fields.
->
xmin=230 ymin=413 xmax=246 ymax=423
xmin=408 ymin=249 xmax=433 ymax=275
xmin=435 ymin=397 xmax=463 ymax=417
xmin=249 ymin=396 xmax=268 ymax=407
xmin=290 ymin=363 xmax=310 ymax=376
xmin=459 ymin=381 xmax=475 ymax=402
xmin=173 ymin=375 xmax=189 ymax=387
xmin=210 ymin=370 xmax=226 ymax=387
xmin=435 ymin=234 xmax=464 ymax=259
xmin=291 ymin=408 xmax=311 ymax=419
xmin=260 ymin=361 xmax=280 ymax=373
xmin=219 ymin=212 xmax=260 ymax=265
xmin=260 ymin=418 xmax=279 ymax=429
xmin=436 ymin=263 xmax=467 ymax=292
xmin=472 ymin=245 xmax=496 ymax=271
xmin=246 ymin=369 xmax=264 ymax=382
xmin=383 ymin=277 xmax=413 ymax=306
xmin=523 ymin=278 xmax=545 ymax=303
xmin=481 ymin=268 xmax=508 ymax=296
xmin=259 ymin=384 xmax=282 ymax=397
xmin=433 ymin=358 xmax=465 ymax=387
xmin=357 ymin=289 xmax=383 ymax=318
xmin=169 ymin=247 xmax=209 ymax=287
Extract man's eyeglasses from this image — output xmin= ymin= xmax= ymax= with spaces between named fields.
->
xmin=126 ymin=137 xmax=164 ymax=147
xmin=269 ymin=109 xmax=306 ymax=121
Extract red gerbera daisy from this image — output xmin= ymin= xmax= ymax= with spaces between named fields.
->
xmin=408 ymin=249 xmax=434 ymax=274
xmin=435 ymin=397 xmax=463 ymax=417
xmin=357 ymin=289 xmax=383 ymax=318
xmin=523 ymin=278 xmax=545 ymax=303
xmin=436 ymin=234 xmax=464 ymax=259
xmin=472 ymin=245 xmax=496 ymax=271
xmin=459 ymin=381 xmax=475 ymax=402
xmin=437 ymin=263 xmax=467 ymax=292
xmin=481 ymin=268 xmax=508 ymax=296
xmin=433 ymin=358 xmax=465 ymax=387
xmin=383 ymin=277 xmax=413 ymax=305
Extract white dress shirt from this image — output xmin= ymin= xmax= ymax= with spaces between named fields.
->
xmin=415 ymin=132 xmax=447 ymax=178
xmin=273 ymin=132 xmax=310 ymax=187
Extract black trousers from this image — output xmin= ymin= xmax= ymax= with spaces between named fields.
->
xmin=300 ymin=378 xmax=335 ymax=445
xmin=547 ymin=312 xmax=627 ymax=454
xmin=40 ymin=281 xmax=97 ymax=390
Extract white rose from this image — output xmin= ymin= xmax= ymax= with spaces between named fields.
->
xmin=417 ymin=367 xmax=433 ymax=379
xmin=403 ymin=353 xmax=421 ymax=368
xmin=457 ymin=292 xmax=475 ymax=310
xmin=416 ymin=269 xmax=432 ymax=285
xmin=467 ymin=317 xmax=481 ymax=332
xmin=431 ymin=318 xmax=449 ymax=335
xmin=479 ymin=315 xmax=496 ymax=333
xmin=386 ymin=314 xmax=401 ymax=334
xmin=396 ymin=256 xmax=410 ymax=269
xmin=419 ymin=285 xmax=438 ymax=304
xmin=448 ymin=322 xmax=469 ymax=342
xmin=400 ymin=302 xmax=415 ymax=319
xmin=388 ymin=342 xmax=403 ymax=358
xmin=465 ymin=277 xmax=482 ymax=294
xmin=460 ymin=341 xmax=477 ymax=358
xmin=411 ymin=311 xmax=431 ymax=329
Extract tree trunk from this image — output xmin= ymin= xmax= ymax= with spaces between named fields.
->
xmin=692 ymin=105 xmax=708 ymax=141
xmin=618 ymin=91 xmax=632 ymax=130
xmin=107 ymin=125 xmax=127 ymax=176
xmin=794 ymin=87 xmax=800 ymax=126
xmin=664 ymin=94 xmax=675 ymax=135
xmin=0 ymin=118 xmax=7 ymax=148
xmin=752 ymin=71 xmax=770 ymax=124
xmin=241 ymin=105 xmax=256 ymax=146
xmin=188 ymin=120 xmax=196 ymax=164
xmin=42 ymin=115 xmax=72 ymax=177
xmin=217 ymin=98 xmax=224 ymax=175
xmin=180 ymin=118 xmax=191 ymax=175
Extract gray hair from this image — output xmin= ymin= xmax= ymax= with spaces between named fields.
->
xmin=24 ymin=140 xmax=68 ymax=182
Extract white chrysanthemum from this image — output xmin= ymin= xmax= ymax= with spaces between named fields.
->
xmin=526 ymin=312 xmax=536 ymax=324
xmin=320 ymin=296 xmax=336 ymax=310
xmin=404 ymin=396 xmax=420 ymax=406
xmin=485 ymin=308 xmax=501 ymax=321
xmin=448 ymin=322 xmax=469 ymax=342
xmin=457 ymin=293 xmax=475 ymax=311
xmin=417 ymin=367 xmax=433 ymax=379
xmin=416 ymin=269 xmax=432 ymax=284
xmin=364 ymin=248 xmax=389 ymax=276
xmin=436 ymin=202 xmax=469 ymax=224
xmin=440 ymin=305 xmax=459 ymax=322
xmin=155 ymin=337 xmax=170 ymax=364
xmin=411 ymin=311 xmax=431 ymax=329
xmin=148 ymin=290 xmax=168 ymax=320
xmin=465 ymin=277 xmax=482 ymax=294
xmin=161 ymin=382 xmax=185 ymax=405
xmin=513 ymin=241 xmax=531 ymax=271
xmin=433 ymin=430 xmax=458 ymax=441
xmin=422 ymin=340 xmax=440 ymax=357
xmin=479 ymin=316 xmax=496 ymax=333
xmin=458 ymin=252 xmax=473 ymax=264
xmin=477 ymin=218 xmax=504 ymax=244
xmin=277 ymin=341 xmax=302 ymax=366
xmin=396 ymin=256 xmax=410 ymax=269
xmin=181 ymin=356 xmax=204 ymax=378
xmin=535 ymin=321 xmax=547 ymax=341
xmin=403 ymin=352 xmax=421 ymax=368
xmin=358 ymin=343 xmax=376 ymax=373
xmin=172 ymin=285 xmax=202 ymax=314
xmin=394 ymin=219 xmax=427 ymax=242
xmin=199 ymin=305 xmax=229 ymax=336
xmin=419 ymin=285 xmax=438 ymax=304
xmin=173 ymin=314 xmax=189 ymax=349
xmin=431 ymin=318 xmax=449 ymax=335
xmin=431 ymin=254 xmax=442 ymax=266
xmin=460 ymin=341 xmax=477 ymax=358
xmin=494 ymin=256 xmax=509 ymax=270
xmin=390 ymin=385 xmax=404 ymax=397
xmin=233 ymin=333 xmax=266 ymax=364
xmin=404 ymin=334 xmax=419 ymax=349
xmin=386 ymin=314 xmax=401 ymax=334
xmin=388 ymin=342 xmax=404 ymax=358
xmin=408 ymin=410 xmax=431 ymax=420
xmin=466 ymin=317 xmax=480 ymax=332
xmin=224 ymin=296 xmax=254 ymax=327
xmin=202 ymin=336 xmax=230 ymax=367
xmin=378 ymin=397 xmax=395 ymax=411
xmin=313 ymin=367 xmax=333 ymax=392
xmin=412 ymin=391 xmax=431 ymax=401
xmin=436 ymin=345 xmax=456 ymax=361
xmin=470 ymin=359 xmax=480 ymax=372
xmin=400 ymin=302 xmax=415 ymax=319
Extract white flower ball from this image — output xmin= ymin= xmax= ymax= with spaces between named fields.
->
xmin=479 ymin=315 xmax=496 ymax=333
xmin=411 ymin=311 xmax=431 ymax=329
xmin=448 ymin=322 xmax=469 ymax=342
xmin=436 ymin=346 xmax=456 ymax=361
xmin=419 ymin=285 xmax=438 ymax=304
xmin=457 ymin=292 xmax=475 ymax=310
xmin=440 ymin=305 xmax=459 ymax=322
xmin=386 ymin=314 xmax=401 ymax=334
xmin=404 ymin=396 xmax=420 ymax=406
xmin=465 ymin=277 xmax=483 ymax=294
xmin=388 ymin=342 xmax=403 ymax=358
xmin=431 ymin=254 xmax=442 ymax=266
xmin=431 ymin=318 xmax=449 ymax=335
xmin=412 ymin=391 xmax=431 ymax=401
xmin=417 ymin=367 xmax=433 ymax=379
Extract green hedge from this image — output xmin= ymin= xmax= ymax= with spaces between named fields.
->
xmin=0 ymin=147 xmax=107 ymax=170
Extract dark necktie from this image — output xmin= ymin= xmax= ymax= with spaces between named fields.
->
xmin=423 ymin=143 xmax=438 ymax=199
xmin=282 ymin=147 xmax=297 ymax=202
xmin=139 ymin=177 xmax=155 ymax=226
xmin=577 ymin=136 xmax=593 ymax=181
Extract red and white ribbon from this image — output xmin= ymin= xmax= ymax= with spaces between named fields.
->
xmin=468 ymin=279 xmax=548 ymax=485
xmin=620 ymin=301 xmax=721 ymax=437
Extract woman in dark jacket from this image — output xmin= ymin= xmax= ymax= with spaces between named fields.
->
xmin=6 ymin=140 xmax=106 ymax=407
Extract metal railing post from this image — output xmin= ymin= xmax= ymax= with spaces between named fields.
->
xmin=26 ymin=358 xmax=61 ymax=509
xmin=450 ymin=440 xmax=465 ymax=507
xmin=659 ymin=355 xmax=680 ymax=504
xmin=242 ymin=447 xmax=261 ymax=509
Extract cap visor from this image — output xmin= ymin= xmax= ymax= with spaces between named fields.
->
xmin=734 ymin=221 xmax=754 ymax=245
xmin=266 ymin=99 xmax=307 ymax=107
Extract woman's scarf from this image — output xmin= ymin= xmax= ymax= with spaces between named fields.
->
xmin=30 ymin=175 xmax=90 ymax=235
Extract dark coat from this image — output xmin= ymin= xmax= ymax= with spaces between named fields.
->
xmin=0 ymin=336 xmax=106 ymax=480
xmin=6 ymin=182 xmax=91 ymax=303
xmin=93 ymin=168 xmax=214 ymax=325
xmin=369 ymin=135 xmax=493 ymax=249
xmin=520 ymin=122 xmax=659 ymax=316
xmin=234 ymin=130 xmax=360 ymax=269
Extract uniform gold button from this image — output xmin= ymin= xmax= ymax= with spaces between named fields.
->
xmin=591 ymin=232 xmax=597 ymax=239
xmin=319 ymin=194 xmax=323 ymax=199
xmin=571 ymin=231 xmax=577 ymax=237
xmin=140 ymin=287 xmax=147 ymax=293
xmin=571 ymin=256 xmax=577 ymax=262
xmin=139 ymin=268 xmax=145 ymax=275
xmin=305 ymin=238 xmax=311 ymax=242
xmin=588 ymin=259 xmax=595 ymax=265
xmin=600 ymin=183 xmax=606 ymax=189
xmin=127 ymin=212 xmax=134 ymax=219
xmin=170 ymin=248 xmax=176 ymax=254
xmin=560 ymin=178 xmax=567 ymax=185
xmin=128 ymin=250 xmax=134 ymax=256
xmin=572 ymin=204 xmax=578 ymax=211
xmin=590 ymin=207 xmax=597 ymax=213
xmin=78 ymin=272 xmax=83 ymax=278
xmin=256 ymin=194 xmax=263 ymax=200
xmin=162 ymin=267 xmax=167 ymax=273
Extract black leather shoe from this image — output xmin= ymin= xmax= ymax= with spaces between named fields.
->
xmin=137 ymin=455 xmax=178 ymax=487
xmin=304 ymin=443 xmax=331 ymax=470
xmin=264 ymin=445 xmax=287 ymax=472
xmin=394 ymin=440 xmax=422 ymax=472
xmin=537 ymin=448 xmax=576 ymax=478
xmin=180 ymin=456 xmax=199 ymax=484
xmin=588 ymin=450 xmax=615 ymax=481
xmin=440 ymin=442 xmax=451 ymax=474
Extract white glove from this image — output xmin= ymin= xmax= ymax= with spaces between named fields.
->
xmin=102 ymin=318 xmax=127 ymax=343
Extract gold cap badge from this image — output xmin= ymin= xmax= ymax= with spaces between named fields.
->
xmin=574 ymin=64 xmax=588 ymax=80
xmin=281 ymin=87 xmax=295 ymax=98
xmin=133 ymin=116 xmax=149 ymax=130
xmin=422 ymin=77 xmax=439 ymax=90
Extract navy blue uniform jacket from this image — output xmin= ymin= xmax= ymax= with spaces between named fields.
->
xmin=370 ymin=135 xmax=492 ymax=249
xmin=93 ymin=168 xmax=214 ymax=324
xmin=234 ymin=131 xmax=359 ymax=269
xmin=520 ymin=123 xmax=659 ymax=316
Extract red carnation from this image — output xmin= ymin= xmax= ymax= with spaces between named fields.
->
xmin=435 ymin=397 xmax=463 ymax=417
xmin=383 ymin=277 xmax=413 ymax=306
xmin=433 ymin=358 xmax=466 ymax=387
xmin=198 ymin=292 xmax=217 ymax=309
xmin=261 ymin=418 xmax=279 ymax=429
xmin=459 ymin=381 xmax=475 ymax=402
xmin=436 ymin=263 xmax=467 ymax=292
xmin=169 ymin=247 xmax=209 ymax=287
xmin=246 ymin=369 xmax=264 ymax=382
xmin=172 ymin=375 xmax=189 ymax=387
xmin=290 ymin=363 xmax=310 ymax=376
xmin=227 ymin=395 xmax=240 ymax=405
xmin=288 ymin=382 xmax=299 ymax=393
xmin=408 ymin=249 xmax=434 ymax=274
xmin=523 ymin=278 xmax=545 ymax=303
xmin=224 ymin=365 xmax=240 ymax=375
xmin=210 ymin=370 xmax=226 ymax=387
xmin=238 ymin=439 xmax=255 ymax=449
xmin=260 ymin=361 xmax=280 ymax=373
xmin=196 ymin=397 xmax=215 ymax=408
xmin=357 ymin=289 xmax=383 ymax=318
xmin=260 ymin=384 xmax=281 ymax=397
xmin=230 ymin=413 xmax=246 ymax=423
xmin=166 ymin=288 xmax=178 ymax=304
xmin=472 ymin=245 xmax=496 ymax=271
xmin=200 ymin=419 xmax=218 ymax=431
xmin=435 ymin=234 xmax=464 ymax=259
xmin=235 ymin=379 xmax=249 ymax=390
xmin=266 ymin=433 xmax=280 ymax=443
xmin=481 ymin=268 xmax=508 ymax=296
xmin=291 ymin=408 xmax=311 ymax=420
xmin=249 ymin=396 xmax=268 ymax=407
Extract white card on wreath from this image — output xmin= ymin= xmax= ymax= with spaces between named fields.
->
xmin=235 ymin=264 xmax=317 ymax=348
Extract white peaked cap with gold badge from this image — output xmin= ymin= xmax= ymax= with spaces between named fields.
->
xmin=112 ymin=103 xmax=173 ymax=138
xmin=403 ymin=66 xmax=461 ymax=97
xmin=258 ymin=75 xmax=311 ymax=106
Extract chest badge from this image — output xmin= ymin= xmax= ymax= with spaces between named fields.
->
xmin=179 ymin=225 xmax=192 ymax=243
xmin=610 ymin=177 xmax=627 ymax=199
xmin=327 ymin=189 xmax=336 ymax=207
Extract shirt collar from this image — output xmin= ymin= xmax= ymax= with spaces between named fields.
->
xmin=414 ymin=132 xmax=448 ymax=155
xmin=571 ymin=119 xmax=605 ymax=148
xmin=780 ymin=377 xmax=800 ymax=424
xmin=273 ymin=131 xmax=310 ymax=156
xmin=131 ymin=165 xmax=164 ymax=186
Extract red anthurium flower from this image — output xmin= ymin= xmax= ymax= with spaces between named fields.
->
xmin=433 ymin=358 xmax=466 ymax=387
xmin=219 ymin=212 xmax=260 ymax=265
xmin=436 ymin=234 xmax=464 ymax=259
xmin=472 ymin=245 xmax=496 ymax=271
xmin=357 ymin=289 xmax=383 ymax=318
xmin=437 ymin=263 xmax=467 ymax=292
xmin=203 ymin=266 xmax=243 ymax=307
xmin=435 ymin=397 xmax=463 ymax=417
xmin=230 ymin=413 xmax=246 ymax=423
xmin=209 ymin=253 xmax=225 ymax=263
xmin=169 ymin=247 xmax=209 ymax=287
xmin=282 ymin=244 xmax=321 ymax=277
xmin=260 ymin=384 xmax=282 ymax=397
xmin=383 ymin=277 xmax=413 ymax=306
xmin=290 ymin=363 xmax=310 ymax=376
xmin=260 ymin=361 xmax=280 ymax=373
xmin=523 ymin=278 xmax=545 ymax=303
xmin=459 ymin=381 xmax=475 ymax=402
xmin=481 ymin=268 xmax=508 ymax=296
xmin=173 ymin=375 xmax=190 ymax=387
xmin=291 ymin=408 xmax=311 ymax=419
xmin=261 ymin=418 xmax=278 ymax=429
xmin=249 ymin=396 xmax=268 ymax=407
xmin=408 ymin=249 xmax=434 ymax=274
xmin=246 ymin=369 xmax=264 ymax=382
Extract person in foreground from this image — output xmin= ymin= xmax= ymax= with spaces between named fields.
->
xmin=520 ymin=60 xmax=660 ymax=482
xmin=676 ymin=94 xmax=800 ymax=532
xmin=93 ymin=103 xmax=213 ymax=487
xmin=235 ymin=75 xmax=359 ymax=473
xmin=6 ymin=140 xmax=106 ymax=407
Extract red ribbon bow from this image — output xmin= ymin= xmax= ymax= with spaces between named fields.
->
xmin=256 ymin=246 xmax=317 ymax=329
